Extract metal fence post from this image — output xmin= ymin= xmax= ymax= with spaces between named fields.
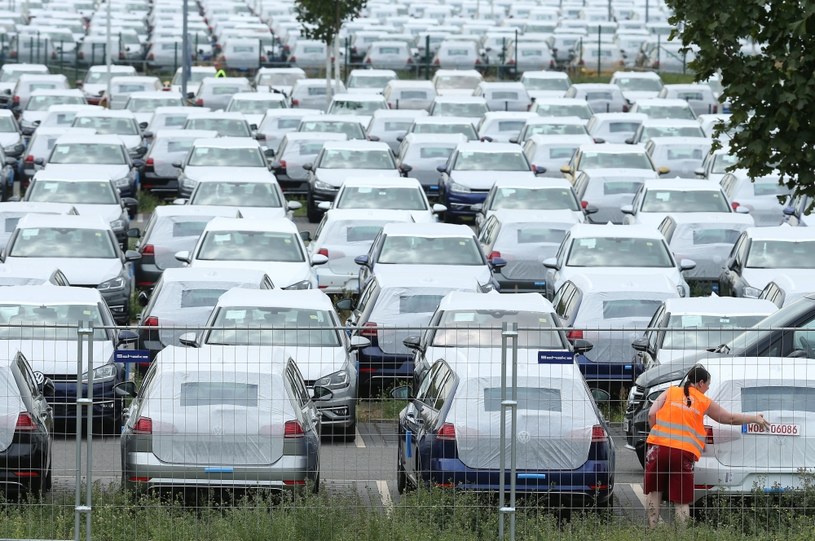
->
xmin=597 ymin=25 xmax=601 ymax=76
xmin=657 ymin=34 xmax=661 ymax=72
xmin=74 ymin=321 xmax=94 ymax=541
xmin=424 ymin=34 xmax=430 ymax=80
xmin=498 ymin=322 xmax=518 ymax=541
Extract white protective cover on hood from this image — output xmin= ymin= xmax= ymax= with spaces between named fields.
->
xmin=2 ymin=257 xmax=122 ymax=286
xmin=190 ymin=260 xmax=311 ymax=290
xmin=0 ymin=367 xmax=24 ymax=452
xmin=2 ymin=339 xmax=113 ymax=376
xmin=670 ymin=222 xmax=752 ymax=279
xmin=146 ymin=368 xmax=291 ymax=465
xmin=44 ymin=163 xmax=130 ymax=181
xmin=742 ymin=268 xmax=815 ymax=294
xmin=450 ymin=373 xmax=597 ymax=470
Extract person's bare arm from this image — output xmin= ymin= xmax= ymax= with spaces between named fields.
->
xmin=648 ymin=391 xmax=668 ymax=428
xmin=706 ymin=401 xmax=770 ymax=428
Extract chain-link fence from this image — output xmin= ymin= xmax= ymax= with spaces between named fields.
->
xmin=0 ymin=321 xmax=813 ymax=540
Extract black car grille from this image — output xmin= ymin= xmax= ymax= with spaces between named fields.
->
xmin=625 ymin=384 xmax=645 ymax=415
xmin=44 ymin=373 xmax=78 ymax=383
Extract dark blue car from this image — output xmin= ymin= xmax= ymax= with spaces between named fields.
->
xmin=393 ymin=356 xmax=615 ymax=507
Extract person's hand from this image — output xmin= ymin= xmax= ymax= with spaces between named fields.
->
xmin=754 ymin=413 xmax=771 ymax=430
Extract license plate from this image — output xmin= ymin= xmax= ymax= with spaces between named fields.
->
xmin=742 ymin=423 xmax=800 ymax=436
xmin=623 ymin=418 xmax=630 ymax=433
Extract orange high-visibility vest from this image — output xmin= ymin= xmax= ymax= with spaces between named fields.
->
xmin=646 ymin=385 xmax=712 ymax=460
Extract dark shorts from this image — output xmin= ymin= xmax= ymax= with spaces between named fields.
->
xmin=643 ymin=444 xmax=696 ymax=504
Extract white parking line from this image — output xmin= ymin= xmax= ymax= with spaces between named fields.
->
xmin=629 ymin=482 xmax=647 ymax=508
xmin=355 ymin=427 xmax=365 ymax=448
xmin=376 ymin=480 xmax=393 ymax=515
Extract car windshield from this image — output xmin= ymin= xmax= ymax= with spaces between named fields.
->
xmin=413 ymin=123 xmax=476 ymax=139
xmin=534 ymin=104 xmax=591 ymax=119
xmin=661 ymin=314 xmax=768 ymax=350
xmin=431 ymin=309 xmax=565 ymax=348
xmin=491 ymin=187 xmax=578 ymax=210
xmin=258 ymin=73 xmax=304 ymax=86
xmin=184 ymin=118 xmax=250 ymax=137
xmin=190 ymin=182 xmax=282 ymax=207
xmin=453 ymin=151 xmax=528 ymax=171
xmin=637 ymin=105 xmax=695 ymax=120
xmin=378 ymin=235 xmax=484 ymax=265
xmin=335 ymin=187 xmax=426 ymax=210
xmin=641 ymin=190 xmax=729 ymax=212
xmin=86 ymin=71 xmax=122 ymax=83
xmin=523 ymin=78 xmax=569 ymax=91
xmin=614 ymin=78 xmax=662 ymax=92
xmin=300 ymin=121 xmax=364 ymax=139
xmin=711 ymin=154 xmax=739 ymax=174
xmin=567 ymin=236 xmax=673 ymax=267
xmin=435 ymin=75 xmax=481 ymax=90
xmin=10 ymin=227 xmax=117 ymax=258
xmin=0 ymin=303 xmax=107 ymax=340
xmin=126 ymin=97 xmax=183 ymax=112
xmin=187 ymin=147 xmax=264 ymax=167
xmin=27 ymin=180 xmax=117 ymax=204
xmin=228 ymin=99 xmax=285 ymax=113
xmin=527 ymin=123 xmax=586 ymax=136
xmin=0 ymin=116 xmax=15 ymax=132
xmin=330 ymin=100 xmax=385 ymax=114
xmin=73 ymin=116 xmax=138 ymax=135
xmin=746 ymin=240 xmax=815 ymax=269
xmin=26 ymin=95 xmax=84 ymax=111
xmin=318 ymin=149 xmax=395 ymax=169
xmin=48 ymin=143 xmax=126 ymax=165
xmin=644 ymin=126 xmax=705 ymax=139
xmin=349 ymin=75 xmax=394 ymax=88
xmin=197 ymin=231 xmax=303 ymax=262
xmin=206 ymin=307 xmax=340 ymax=346
xmin=578 ymin=151 xmax=653 ymax=170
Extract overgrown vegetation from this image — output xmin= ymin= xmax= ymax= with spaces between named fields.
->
xmin=3 ymin=485 xmax=815 ymax=540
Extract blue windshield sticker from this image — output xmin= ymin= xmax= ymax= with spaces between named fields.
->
xmin=114 ymin=350 xmax=150 ymax=363
xmin=204 ymin=467 xmax=234 ymax=473
xmin=537 ymin=351 xmax=574 ymax=364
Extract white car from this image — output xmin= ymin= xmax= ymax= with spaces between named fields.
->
xmin=326 ymin=177 xmax=445 ymax=223
xmin=543 ymin=223 xmax=695 ymax=300
xmin=645 ymin=136 xmax=713 ymax=178
xmin=719 ymin=171 xmax=791 ymax=227
xmin=0 ymin=201 xmax=77 ymax=247
xmin=176 ymin=137 xmax=270 ymax=198
xmin=176 ymin=217 xmax=327 ymax=290
xmin=307 ymin=208 xmax=416 ymax=295
xmin=622 ymin=179 xmax=736 ymax=227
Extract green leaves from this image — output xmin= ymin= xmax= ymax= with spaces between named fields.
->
xmin=294 ymin=0 xmax=368 ymax=45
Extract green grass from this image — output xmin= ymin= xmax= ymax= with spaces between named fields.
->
xmin=4 ymin=486 xmax=815 ymax=540
xmin=137 ymin=190 xmax=165 ymax=215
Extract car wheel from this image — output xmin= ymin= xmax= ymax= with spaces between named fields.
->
xmin=397 ymin=454 xmax=407 ymax=494
xmin=342 ymin=423 xmax=357 ymax=443
xmin=312 ymin=469 xmax=320 ymax=494
xmin=306 ymin=193 xmax=321 ymax=223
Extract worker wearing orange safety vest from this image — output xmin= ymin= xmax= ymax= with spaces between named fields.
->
xmin=643 ymin=365 xmax=770 ymax=528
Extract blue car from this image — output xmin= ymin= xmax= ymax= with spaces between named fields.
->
xmin=393 ymin=355 xmax=615 ymax=507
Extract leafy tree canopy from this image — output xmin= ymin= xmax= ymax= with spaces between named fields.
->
xmin=295 ymin=0 xmax=368 ymax=44
xmin=667 ymin=0 xmax=815 ymax=193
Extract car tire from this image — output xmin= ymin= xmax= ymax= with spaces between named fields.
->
xmin=342 ymin=423 xmax=357 ymax=443
xmin=306 ymin=193 xmax=321 ymax=223
xmin=397 ymin=455 xmax=407 ymax=495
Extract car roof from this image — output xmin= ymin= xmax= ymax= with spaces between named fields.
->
xmin=568 ymin=222 xmax=665 ymax=239
xmin=190 ymin=169 xmax=277 ymax=183
xmin=159 ymin=267 xmax=269 ymax=284
xmin=641 ymin=119 xmax=702 ymax=127
xmin=634 ymin=98 xmax=694 ymax=107
xmin=215 ymin=288 xmax=333 ymax=311
xmin=324 ymin=208 xmax=416 ymax=222
xmin=190 ymin=137 xmax=259 ymax=149
xmin=374 ymin=270 xmax=482 ymax=290
xmin=300 ymin=114 xmax=368 ymax=124
xmin=662 ymin=295 xmax=778 ymax=316
xmin=32 ymin=170 xmax=113 ymax=182
xmin=53 ymin=134 xmax=127 ymax=146
xmin=578 ymin=143 xmax=647 ymax=154
xmin=590 ymin=112 xmax=648 ymax=122
xmin=153 ymin=129 xmax=219 ymax=140
xmin=16 ymin=213 xmax=109 ymax=230
xmin=525 ymin=116 xmax=586 ymax=125
xmin=152 ymin=205 xmax=240 ymax=218
xmin=527 ymin=134 xmax=593 ymax=145
xmin=320 ymin=140 xmax=391 ymax=151
xmin=74 ymin=109 xmax=138 ymax=119
xmin=579 ymin=168 xmax=659 ymax=179
xmin=641 ymin=178 xmax=723 ymax=191
xmin=0 ymin=284 xmax=104 ymax=304
xmin=154 ymin=345 xmax=290 ymax=370
xmin=492 ymin=177 xmax=572 ymax=189
xmin=433 ymin=96 xmax=487 ymax=103
xmin=230 ymin=92 xmax=286 ymax=101
xmin=340 ymin=177 xmax=421 ymax=188
xmin=370 ymin=109 xmax=428 ymax=119
xmin=403 ymin=133 xmax=468 ymax=144
xmin=664 ymin=212 xmax=754 ymax=226
xmin=454 ymin=142 xmax=524 ymax=153
xmin=569 ymin=273 xmax=678 ymax=294
xmin=745 ymin=225 xmax=815 ymax=241
xmin=203 ymin=217 xmax=297 ymax=234
xmin=437 ymin=291 xmax=555 ymax=312
xmin=481 ymin=112 xmax=539 ymax=121
xmin=490 ymin=209 xmax=581 ymax=225
xmin=29 ymin=89 xmax=83 ymax=97
xmin=381 ymin=222 xmax=474 ymax=237
xmin=331 ymin=93 xmax=386 ymax=101
xmin=413 ymin=116 xmax=474 ymax=125
xmin=185 ymin=111 xmax=247 ymax=120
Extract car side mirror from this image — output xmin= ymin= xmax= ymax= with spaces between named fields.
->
xmin=117 ymin=329 xmax=139 ymax=345
xmin=403 ymin=335 xmax=422 ymax=351
xmin=33 ymin=371 xmax=55 ymax=396
xmin=432 ymin=203 xmax=447 ymax=214
xmin=34 ymin=157 xmax=45 ymax=166
xmin=436 ymin=164 xmax=447 ymax=173
xmin=186 ymin=92 xmax=195 ymax=99
xmin=287 ymin=200 xmax=302 ymax=211
xmin=142 ymin=131 xmax=153 ymax=139
xmin=572 ymin=338 xmax=593 ymax=354
xmin=264 ymin=148 xmax=275 ymax=158
xmin=735 ymin=206 xmax=750 ymax=214
xmin=657 ymin=166 xmax=671 ymax=176
xmin=680 ymin=258 xmax=696 ymax=271
xmin=509 ymin=137 xmax=518 ymax=144
xmin=122 ymin=197 xmax=138 ymax=218
xmin=336 ymin=298 xmax=353 ymax=311
xmin=534 ymin=165 xmax=546 ymax=175
xmin=114 ymin=381 xmax=137 ymax=398
xmin=490 ymin=257 xmax=507 ymax=271
xmin=621 ymin=204 xmax=634 ymax=215
xmin=560 ymin=164 xmax=572 ymax=174
xmin=124 ymin=250 xmax=142 ymax=262
xmin=175 ymin=250 xmax=191 ymax=264
xmin=317 ymin=201 xmax=331 ymax=211
xmin=584 ymin=205 xmax=598 ymax=215
xmin=255 ymin=132 xmax=266 ymax=140
xmin=694 ymin=167 xmax=705 ymax=178
xmin=311 ymin=253 xmax=328 ymax=266
xmin=471 ymin=203 xmax=483 ymax=213
xmin=172 ymin=161 xmax=183 ymax=169
xmin=178 ymin=331 xmax=198 ymax=347
xmin=390 ymin=384 xmax=412 ymax=400
xmin=137 ymin=290 xmax=150 ymax=307
xmin=631 ymin=336 xmax=650 ymax=352
xmin=399 ymin=163 xmax=412 ymax=174
xmin=542 ymin=257 xmax=560 ymax=270
xmin=138 ymin=122 xmax=148 ymax=130
xmin=625 ymin=137 xmax=634 ymax=144
xmin=299 ymin=231 xmax=312 ymax=242
xmin=592 ymin=137 xmax=606 ymax=144
xmin=349 ymin=335 xmax=370 ymax=350
xmin=783 ymin=206 xmax=796 ymax=216
xmin=127 ymin=227 xmax=141 ymax=238
xmin=302 ymin=163 xmax=313 ymax=171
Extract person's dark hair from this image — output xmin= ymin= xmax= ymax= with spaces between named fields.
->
xmin=683 ymin=365 xmax=710 ymax=407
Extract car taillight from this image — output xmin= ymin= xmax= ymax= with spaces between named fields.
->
xmin=705 ymin=425 xmax=714 ymax=444
xmin=140 ymin=244 xmax=154 ymax=256
xmin=622 ymin=104 xmax=629 ymax=112
xmin=24 ymin=155 xmax=34 ymax=163
xmin=731 ymin=201 xmax=740 ymax=210
xmin=133 ymin=417 xmax=152 ymax=434
xmin=118 ymin=51 xmax=125 ymax=59
xmin=147 ymin=53 xmax=154 ymax=60
xmin=261 ymin=55 xmax=267 ymax=62
xmin=360 ymin=322 xmax=377 ymax=338
xmin=145 ymin=157 xmax=154 ymax=167
xmin=365 ymin=58 xmax=371 ymax=64
xmin=433 ymin=58 xmax=440 ymax=66
xmin=278 ymin=159 xmax=287 ymax=170
xmin=487 ymin=250 xmax=501 ymax=261
xmin=317 ymin=248 xmax=329 ymax=257
xmin=291 ymin=99 xmax=299 ymax=106
xmin=591 ymin=425 xmax=608 ymax=443
xmin=406 ymin=57 xmax=413 ymax=65
xmin=437 ymin=423 xmax=456 ymax=441
xmin=195 ymin=99 xmax=204 ymax=106
xmin=288 ymin=55 xmax=296 ymax=63
xmin=712 ymin=104 xmax=718 ymax=114
xmin=581 ymin=200 xmax=588 ymax=209
xmin=567 ymin=329 xmax=583 ymax=341
xmin=284 ymin=420 xmax=304 ymax=438
xmin=143 ymin=316 xmax=159 ymax=327
xmin=12 ymin=95 xmax=19 ymax=105
xmin=15 ymin=412 xmax=37 ymax=432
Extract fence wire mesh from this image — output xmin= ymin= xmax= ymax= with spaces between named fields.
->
xmin=0 ymin=320 xmax=812 ymax=540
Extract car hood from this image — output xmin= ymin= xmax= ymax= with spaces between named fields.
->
xmin=0 ymin=133 xmax=21 ymax=147
xmin=451 ymin=170 xmax=536 ymax=190
xmin=21 ymin=111 xmax=49 ymax=124
xmin=190 ymin=260 xmax=311 ymax=289
xmin=436 ymin=89 xmax=477 ymax=97
xmin=315 ymin=168 xmax=401 ymax=187
xmin=742 ymin=268 xmax=815 ymax=291
xmin=277 ymin=346 xmax=347 ymax=382
xmin=621 ymin=90 xmax=661 ymax=102
xmin=1 ymin=339 xmax=113 ymax=376
xmin=528 ymin=90 xmax=569 ymax=101
xmin=3 ymin=257 xmax=122 ymax=285
xmin=375 ymin=264 xmax=491 ymax=286
xmin=70 ymin=204 xmax=124 ymax=223
xmin=636 ymin=351 xmax=715 ymax=388
xmin=44 ymin=163 xmax=130 ymax=180
xmin=191 ymin=205 xmax=286 ymax=220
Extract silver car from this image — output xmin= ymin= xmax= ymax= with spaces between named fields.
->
xmin=118 ymin=345 xmax=323 ymax=494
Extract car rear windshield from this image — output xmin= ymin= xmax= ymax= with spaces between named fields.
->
xmin=190 ymin=182 xmax=281 ymax=207
xmin=528 ymin=124 xmax=587 ymax=136
xmin=742 ymin=386 xmax=815 ymax=414
xmin=746 ymin=240 xmax=815 ymax=269
xmin=662 ymin=314 xmax=767 ymax=350
xmin=641 ymin=190 xmax=729 ymax=213
xmin=335 ymin=187 xmax=426 ymax=210
xmin=484 ymin=387 xmax=561 ymax=412
xmin=180 ymin=382 xmax=258 ymax=407
xmin=432 ymin=310 xmax=564 ymax=348
xmin=187 ymin=147 xmax=264 ymax=167
xmin=491 ymin=187 xmax=578 ymax=211
xmin=567 ymin=237 xmax=673 ymax=267
xmin=602 ymin=299 xmax=662 ymax=319
xmin=27 ymin=180 xmax=117 ymax=204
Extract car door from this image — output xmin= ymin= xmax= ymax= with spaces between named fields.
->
xmin=358 ymin=231 xmax=384 ymax=290
xmin=17 ymin=355 xmax=51 ymax=433
xmin=721 ymin=233 xmax=749 ymax=295
xmin=402 ymin=361 xmax=451 ymax=484
xmin=637 ymin=305 xmax=665 ymax=369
